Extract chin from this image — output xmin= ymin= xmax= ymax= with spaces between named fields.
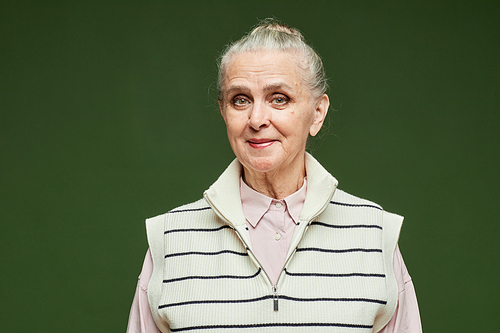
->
xmin=242 ymin=156 xmax=280 ymax=174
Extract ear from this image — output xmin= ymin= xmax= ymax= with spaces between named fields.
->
xmin=309 ymin=94 xmax=329 ymax=136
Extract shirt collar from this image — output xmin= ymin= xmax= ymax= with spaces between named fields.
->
xmin=240 ymin=177 xmax=307 ymax=227
xmin=284 ymin=178 xmax=307 ymax=223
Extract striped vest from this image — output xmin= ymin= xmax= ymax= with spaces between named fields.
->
xmin=147 ymin=154 xmax=402 ymax=332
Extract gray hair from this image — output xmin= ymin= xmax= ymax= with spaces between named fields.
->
xmin=217 ymin=19 xmax=328 ymax=101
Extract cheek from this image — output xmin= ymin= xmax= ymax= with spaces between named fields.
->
xmin=278 ymin=110 xmax=313 ymax=136
xmin=299 ymin=107 xmax=317 ymax=132
xmin=225 ymin=115 xmax=245 ymax=139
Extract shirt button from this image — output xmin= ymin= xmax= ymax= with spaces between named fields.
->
xmin=275 ymin=202 xmax=282 ymax=208
xmin=274 ymin=233 xmax=282 ymax=240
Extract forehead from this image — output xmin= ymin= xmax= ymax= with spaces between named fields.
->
xmin=223 ymin=50 xmax=304 ymax=93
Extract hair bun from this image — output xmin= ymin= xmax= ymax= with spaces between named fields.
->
xmin=250 ymin=18 xmax=305 ymax=41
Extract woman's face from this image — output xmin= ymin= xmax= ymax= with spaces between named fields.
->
xmin=219 ymin=50 xmax=329 ymax=177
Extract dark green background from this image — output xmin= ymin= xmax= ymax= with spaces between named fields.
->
xmin=1 ymin=1 xmax=498 ymax=332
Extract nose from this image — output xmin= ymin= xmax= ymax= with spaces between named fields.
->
xmin=248 ymin=101 xmax=271 ymax=130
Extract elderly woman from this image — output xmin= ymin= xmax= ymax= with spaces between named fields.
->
xmin=127 ymin=20 xmax=421 ymax=333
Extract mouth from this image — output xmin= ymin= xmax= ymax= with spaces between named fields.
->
xmin=247 ymin=138 xmax=276 ymax=149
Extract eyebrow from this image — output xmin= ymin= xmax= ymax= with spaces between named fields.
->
xmin=224 ymin=85 xmax=251 ymax=99
xmin=263 ymin=83 xmax=294 ymax=93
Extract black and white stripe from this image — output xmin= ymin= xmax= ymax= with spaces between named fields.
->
xmin=169 ymin=322 xmax=374 ymax=332
xmin=163 ymin=268 xmax=262 ymax=284
xmin=330 ymin=200 xmax=382 ymax=210
xmin=164 ymin=225 xmax=232 ymax=235
xmin=159 ymin=294 xmax=386 ymax=309
xmin=309 ymin=221 xmax=383 ymax=230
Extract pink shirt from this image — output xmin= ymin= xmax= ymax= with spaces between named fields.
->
xmin=127 ymin=179 xmax=422 ymax=332
xmin=241 ymin=177 xmax=305 ymax=285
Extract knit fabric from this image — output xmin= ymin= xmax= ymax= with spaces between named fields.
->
xmin=146 ymin=154 xmax=402 ymax=332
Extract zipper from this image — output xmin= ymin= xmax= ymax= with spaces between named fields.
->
xmin=204 ymin=188 xmax=335 ymax=312
xmin=272 ymin=285 xmax=279 ymax=311
xmin=269 ymin=196 xmax=333 ymax=311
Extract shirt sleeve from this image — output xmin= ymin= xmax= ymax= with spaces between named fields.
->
xmin=126 ymin=249 xmax=162 ymax=333
xmin=378 ymin=245 xmax=422 ymax=333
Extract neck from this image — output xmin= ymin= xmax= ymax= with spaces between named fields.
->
xmin=242 ymin=156 xmax=306 ymax=200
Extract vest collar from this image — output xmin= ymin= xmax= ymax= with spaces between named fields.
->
xmin=203 ymin=152 xmax=338 ymax=228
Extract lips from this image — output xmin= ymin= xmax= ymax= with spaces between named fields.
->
xmin=248 ymin=138 xmax=275 ymax=149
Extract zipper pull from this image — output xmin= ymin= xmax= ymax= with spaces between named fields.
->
xmin=272 ymin=285 xmax=278 ymax=311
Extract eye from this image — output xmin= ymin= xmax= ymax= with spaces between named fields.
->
xmin=271 ymin=94 xmax=289 ymax=106
xmin=231 ymin=96 xmax=250 ymax=107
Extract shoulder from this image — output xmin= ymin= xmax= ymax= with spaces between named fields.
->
xmin=331 ymin=188 xmax=383 ymax=211
xmin=146 ymin=198 xmax=210 ymax=221
xmin=145 ymin=197 xmax=220 ymax=232
xmin=327 ymin=189 xmax=403 ymax=229
xmin=165 ymin=198 xmax=212 ymax=214
xmin=145 ymin=197 xmax=215 ymax=253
